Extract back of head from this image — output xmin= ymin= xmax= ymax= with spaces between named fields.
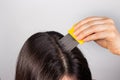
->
xmin=15 ymin=31 xmax=92 ymax=80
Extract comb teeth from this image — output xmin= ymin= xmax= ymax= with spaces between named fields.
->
xmin=58 ymin=34 xmax=79 ymax=52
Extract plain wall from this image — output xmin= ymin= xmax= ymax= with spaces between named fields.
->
xmin=0 ymin=0 xmax=120 ymax=80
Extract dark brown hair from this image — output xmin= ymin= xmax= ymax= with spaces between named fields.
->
xmin=15 ymin=31 xmax=92 ymax=80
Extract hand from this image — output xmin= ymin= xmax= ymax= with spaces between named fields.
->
xmin=74 ymin=16 xmax=120 ymax=55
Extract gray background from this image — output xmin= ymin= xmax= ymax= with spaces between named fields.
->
xmin=0 ymin=0 xmax=120 ymax=80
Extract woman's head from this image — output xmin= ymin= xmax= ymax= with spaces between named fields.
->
xmin=15 ymin=31 xmax=92 ymax=80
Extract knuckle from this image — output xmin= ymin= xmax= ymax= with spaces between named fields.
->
xmin=109 ymin=31 xmax=116 ymax=38
xmin=109 ymin=18 xmax=114 ymax=23
xmin=111 ymin=25 xmax=116 ymax=31
xmin=105 ymin=18 xmax=114 ymax=23
xmin=108 ymin=24 xmax=116 ymax=31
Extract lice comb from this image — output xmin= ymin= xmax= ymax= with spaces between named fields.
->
xmin=58 ymin=24 xmax=84 ymax=52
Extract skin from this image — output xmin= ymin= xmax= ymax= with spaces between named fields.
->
xmin=73 ymin=16 xmax=120 ymax=55
xmin=61 ymin=75 xmax=77 ymax=80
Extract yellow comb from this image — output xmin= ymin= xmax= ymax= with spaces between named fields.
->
xmin=58 ymin=24 xmax=84 ymax=51
xmin=68 ymin=24 xmax=84 ymax=44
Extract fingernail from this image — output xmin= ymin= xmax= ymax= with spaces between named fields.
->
xmin=76 ymin=37 xmax=80 ymax=40
xmin=73 ymin=32 xmax=77 ymax=36
xmin=77 ymin=36 xmax=83 ymax=40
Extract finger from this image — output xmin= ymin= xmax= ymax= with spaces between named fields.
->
xmin=76 ymin=23 xmax=111 ymax=40
xmin=83 ymin=31 xmax=108 ymax=42
xmin=74 ymin=18 xmax=112 ymax=36
xmin=74 ymin=16 xmax=106 ymax=31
